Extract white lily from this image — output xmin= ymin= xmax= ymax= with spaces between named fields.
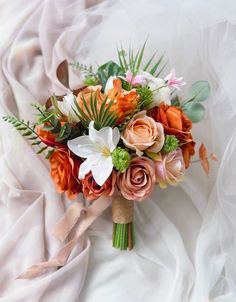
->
xmin=58 ymin=92 xmax=80 ymax=123
xmin=67 ymin=121 xmax=120 ymax=186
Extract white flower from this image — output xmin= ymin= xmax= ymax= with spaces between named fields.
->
xmin=139 ymin=71 xmax=171 ymax=107
xmin=67 ymin=121 xmax=120 ymax=186
xmin=104 ymin=76 xmax=118 ymax=93
xmin=58 ymin=92 xmax=80 ymax=123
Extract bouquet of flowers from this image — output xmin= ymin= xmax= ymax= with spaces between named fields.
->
xmin=3 ymin=42 xmax=217 ymax=251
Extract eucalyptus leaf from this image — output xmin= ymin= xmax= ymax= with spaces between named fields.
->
xmin=97 ymin=61 xmax=122 ymax=89
xmin=183 ymin=102 xmax=205 ymax=123
xmin=187 ymin=80 xmax=210 ymax=103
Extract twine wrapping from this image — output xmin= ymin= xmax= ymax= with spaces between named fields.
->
xmin=112 ymin=195 xmax=134 ymax=224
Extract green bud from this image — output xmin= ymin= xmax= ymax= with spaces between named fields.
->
xmin=136 ymin=86 xmax=153 ymax=109
xmin=83 ymin=75 xmax=99 ymax=86
xmin=162 ymin=135 xmax=179 ymax=153
xmin=112 ymin=147 xmax=131 ymax=172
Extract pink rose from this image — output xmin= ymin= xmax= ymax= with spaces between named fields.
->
xmin=117 ymin=157 xmax=156 ymax=201
xmin=155 ymin=149 xmax=185 ymax=188
xmin=82 ymin=171 xmax=116 ymax=201
xmin=121 ymin=110 xmax=165 ymax=156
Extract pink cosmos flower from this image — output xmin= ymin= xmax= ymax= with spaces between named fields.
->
xmin=164 ymin=69 xmax=186 ymax=90
xmin=125 ymin=70 xmax=146 ymax=86
xmin=154 ymin=149 xmax=185 ymax=188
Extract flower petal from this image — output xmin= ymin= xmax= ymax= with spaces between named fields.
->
xmin=91 ymin=155 xmax=113 ymax=186
xmin=68 ymin=136 xmax=97 ymax=158
xmin=79 ymin=158 xmax=92 ymax=180
xmin=89 ymin=121 xmax=118 ymax=151
xmin=112 ymin=127 xmax=120 ymax=150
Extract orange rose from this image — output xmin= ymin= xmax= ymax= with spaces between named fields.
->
xmin=149 ymin=103 xmax=195 ymax=168
xmin=49 ymin=148 xmax=82 ymax=200
xmin=82 ymin=171 xmax=116 ymax=201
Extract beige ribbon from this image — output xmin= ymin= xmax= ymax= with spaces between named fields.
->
xmin=18 ymin=197 xmax=111 ymax=279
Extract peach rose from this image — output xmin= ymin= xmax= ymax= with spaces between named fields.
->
xmin=117 ymin=157 xmax=155 ymax=201
xmin=82 ymin=171 xmax=116 ymax=201
xmin=49 ymin=148 xmax=82 ymax=200
xmin=121 ymin=110 xmax=165 ymax=156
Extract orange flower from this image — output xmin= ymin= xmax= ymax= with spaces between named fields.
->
xmin=49 ymin=148 xmax=82 ymax=200
xmin=76 ymin=80 xmax=138 ymax=125
xmin=107 ymin=79 xmax=139 ymax=124
xmin=36 ymin=126 xmax=61 ymax=147
xmin=82 ymin=171 xmax=116 ymax=201
xmin=76 ymin=85 xmax=105 ymax=116
xmin=149 ymin=103 xmax=195 ymax=168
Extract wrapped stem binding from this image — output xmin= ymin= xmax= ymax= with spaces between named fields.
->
xmin=112 ymin=195 xmax=135 ymax=250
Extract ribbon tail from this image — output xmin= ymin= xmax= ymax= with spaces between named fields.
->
xmin=17 ymin=197 xmax=111 ymax=279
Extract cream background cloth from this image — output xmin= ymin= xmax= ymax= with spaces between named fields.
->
xmin=1 ymin=0 xmax=236 ymax=301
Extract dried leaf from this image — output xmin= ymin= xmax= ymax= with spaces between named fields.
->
xmin=56 ymin=60 xmax=70 ymax=89
xmin=210 ymin=153 xmax=218 ymax=161
xmin=199 ymin=143 xmax=210 ymax=175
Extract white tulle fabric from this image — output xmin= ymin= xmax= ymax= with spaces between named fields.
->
xmin=1 ymin=0 xmax=236 ymax=301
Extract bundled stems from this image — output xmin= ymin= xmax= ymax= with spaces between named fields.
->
xmin=112 ymin=195 xmax=135 ymax=250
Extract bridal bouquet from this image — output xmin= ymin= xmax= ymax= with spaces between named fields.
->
xmin=3 ymin=42 xmax=216 ymax=251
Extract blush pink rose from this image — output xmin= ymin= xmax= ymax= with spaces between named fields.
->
xmin=117 ymin=157 xmax=156 ymax=201
xmin=154 ymin=149 xmax=185 ymax=188
xmin=121 ymin=110 xmax=165 ymax=156
xmin=82 ymin=171 xmax=116 ymax=201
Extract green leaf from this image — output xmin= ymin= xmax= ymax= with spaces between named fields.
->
xmin=22 ymin=130 xmax=33 ymax=136
xmin=56 ymin=123 xmax=72 ymax=142
xmin=143 ymin=51 xmax=157 ymax=71
xmin=186 ymin=80 xmax=210 ymax=103
xmin=150 ymin=53 xmax=165 ymax=75
xmin=45 ymin=149 xmax=54 ymax=159
xmin=136 ymin=40 xmax=147 ymax=70
xmin=97 ymin=61 xmax=122 ymax=89
xmin=31 ymin=141 xmax=41 ymax=145
xmin=182 ymin=102 xmax=205 ymax=123
xmin=37 ymin=146 xmax=48 ymax=154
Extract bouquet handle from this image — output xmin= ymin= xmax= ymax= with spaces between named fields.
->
xmin=112 ymin=195 xmax=135 ymax=250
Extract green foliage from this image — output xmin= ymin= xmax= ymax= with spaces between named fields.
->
xmin=183 ymin=102 xmax=205 ymax=123
xmin=84 ymin=75 xmax=100 ymax=86
xmin=181 ymin=81 xmax=210 ymax=123
xmin=2 ymin=115 xmax=52 ymax=156
xmin=32 ymin=103 xmax=81 ymax=142
xmin=117 ymin=41 xmax=167 ymax=77
xmin=162 ymin=135 xmax=179 ymax=153
xmin=136 ymin=86 xmax=153 ymax=109
xmin=73 ymin=93 xmax=118 ymax=129
xmin=97 ymin=61 xmax=123 ymax=89
xmin=186 ymin=81 xmax=211 ymax=103
xmin=112 ymin=147 xmax=131 ymax=172
xmin=70 ymin=62 xmax=95 ymax=76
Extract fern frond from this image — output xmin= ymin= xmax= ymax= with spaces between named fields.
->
xmin=73 ymin=94 xmax=118 ymax=129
